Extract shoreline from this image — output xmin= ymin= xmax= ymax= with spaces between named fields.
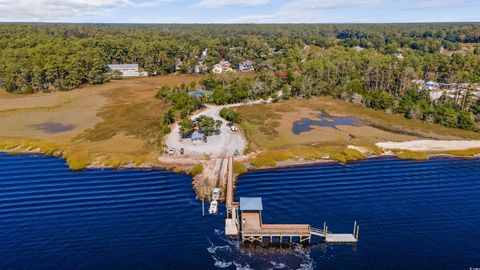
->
xmin=3 ymin=146 xmax=480 ymax=200
xmin=3 ymin=146 xmax=479 ymax=172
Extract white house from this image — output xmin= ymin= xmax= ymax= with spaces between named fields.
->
xmin=212 ymin=60 xmax=233 ymax=74
xmin=107 ymin=64 xmax=148 ymax=77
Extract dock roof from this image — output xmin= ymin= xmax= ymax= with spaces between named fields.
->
xmin=240 ymin=197 xmax=263 ymax=211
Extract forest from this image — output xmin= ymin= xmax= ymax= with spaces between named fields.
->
xmin=1 ymin=23 xmax=480 ymax=131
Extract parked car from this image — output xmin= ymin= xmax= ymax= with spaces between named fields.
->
xmin=180 ymin=148 xmax=184 ymax=155
xmin=168 ymin=148 xmax=176 ymax=155
xmin=230 ymin=125 xmax=238 ymax=132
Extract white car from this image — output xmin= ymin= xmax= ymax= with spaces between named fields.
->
xmin=230 ymin=125 xmax=238 ymax=132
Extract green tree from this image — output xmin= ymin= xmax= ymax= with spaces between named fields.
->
xmin=179 ymin=118 xmax=194 ymax=138
xmin=212 ymin=87 xmax=229 ymax=105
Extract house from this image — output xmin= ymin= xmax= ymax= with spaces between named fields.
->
xmin=238 ymin=60 xmax=254 ymax=72
xmin=194 ymin=64 xmax=208 ymax=74
xmin=353 ymin=46 xmax=364 ymax=52
xmin=213 ymin=60 xmax=233 ymax=74
xmin=191 ymin=131 xmax=204 ymax=142
xmin=107 ymin=64 xmax=148 ymax=77
xmin=391 ymin=52 xmax=404 ymax=59
xmin=412 ymin=79 xmax=425 ymax=85
xmin=175 ymin=60 xmax=183 ymax=72
xmin=200 ymin=49 xmax=208 ymax=62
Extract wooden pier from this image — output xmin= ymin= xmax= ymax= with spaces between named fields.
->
xmin=225 ymin=157 xmax=240 ymax=236
xmin=223 ymin=157 xmax=359 ymax=245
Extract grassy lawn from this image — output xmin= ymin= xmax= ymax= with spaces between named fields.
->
xmin=236 ymin=96 xmax=480 ymax=167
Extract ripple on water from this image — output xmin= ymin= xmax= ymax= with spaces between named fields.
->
xmin=1 ymin=153 xmax=479 ymax=270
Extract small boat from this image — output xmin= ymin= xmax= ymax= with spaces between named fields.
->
xmin=209 ymin=200 xmax=218 ymax=215
xmin=212 ymin=188 xmax=221 ymax=201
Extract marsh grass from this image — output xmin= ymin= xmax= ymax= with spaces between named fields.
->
xmin=190 ymin=164 xmax=204 ymax=175
xmin=236 ymin=96 xmax=480 ymax=167
xmin=442 ymin=148 xmax=480 ymax=157
xmin=395 ymin=150 xmax=430 ymax=160
xmin=0 ymin=75 xmax=215 ymax=170
xmin=250 ymin=146 xmax=366 ymax=167
xmin=233 ymin=162 xmax=248 ymax=175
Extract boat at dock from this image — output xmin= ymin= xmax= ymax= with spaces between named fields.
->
xmin=209 ymin=200 xmax=218 ymax=215
xmin=212 ymin=188 xmax=220 ymax=201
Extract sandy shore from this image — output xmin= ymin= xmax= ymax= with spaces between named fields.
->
xmin=376 ymin=140 xmax=480 ymax=151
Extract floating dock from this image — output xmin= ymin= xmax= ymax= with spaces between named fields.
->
xmin=224 ymin=157 xmax=358 ymax=244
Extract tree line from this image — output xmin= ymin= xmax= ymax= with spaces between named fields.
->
xmin=2 ymin=23 xmax=480 ymax=131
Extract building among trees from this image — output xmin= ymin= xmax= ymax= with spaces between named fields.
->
xmin=107 ymin=64 xmax=148 ymax=77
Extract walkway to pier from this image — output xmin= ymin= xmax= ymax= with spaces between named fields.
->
xmin=225 ymin=157 xmax=239 ymax=236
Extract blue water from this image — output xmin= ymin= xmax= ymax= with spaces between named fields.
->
xmin=292 ymin=115 xmax=363 ymax=135
xmin=1 ymin=153 xmax=480 ymax=269
xmin=32 ymin=122 xmax=76 ymax=133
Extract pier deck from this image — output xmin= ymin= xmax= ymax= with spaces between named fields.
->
xmin=241 ymin=212 xmax=312 ymax=243
xmin=242 ymin=212 xmax=310 ymax=236
xmin=325 ymin=234 xmax=358 ymax=243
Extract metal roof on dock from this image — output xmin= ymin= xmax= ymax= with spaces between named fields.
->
xmin=240 ymin=197 xmax=263 ymax=211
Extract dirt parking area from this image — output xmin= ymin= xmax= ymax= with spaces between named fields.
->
xmin=165 ymin=105 xmax=246 ymax=158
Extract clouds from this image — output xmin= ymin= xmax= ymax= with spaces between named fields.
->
xmin=194 ymin=0 xmax=270 ymax=8
xmin=0 ymin=0 xmax=478 ymax=22
xmin=232 ymin=0 xmax=480 ymax=23
xmin=284 ymin=0 xmax=381 ymax=10
xmin=0 ymin=0 xmax=169 ymax=21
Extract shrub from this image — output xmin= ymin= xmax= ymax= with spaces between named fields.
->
xmin=250 ymin=156 xmax=276 ymax=168
xmin=233 ymin=162 xmax=247 ymax=175
xmin=191 ymin=164 xmax=203 ymax=175
xmin=220 ymin=108 xmax=241 ymax=123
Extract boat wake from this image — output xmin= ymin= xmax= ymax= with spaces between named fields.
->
xmin=207 ymin=229 xmax=315 ymax=269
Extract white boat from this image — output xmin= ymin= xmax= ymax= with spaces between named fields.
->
xmin=209 ymin=200 xmax=218 ymax=215
xmin=212 ymin=188 xmax=221 ymax=201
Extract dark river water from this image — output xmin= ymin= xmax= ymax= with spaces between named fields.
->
xmin=0 ymin=153 xmax=479 ymax=269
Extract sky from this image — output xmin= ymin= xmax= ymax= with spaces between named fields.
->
xmin=0 ymin=0 xmax=479 ymax=23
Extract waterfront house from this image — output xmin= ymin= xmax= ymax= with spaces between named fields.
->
xmin=107 ymin=64 xmax=148 ymax=77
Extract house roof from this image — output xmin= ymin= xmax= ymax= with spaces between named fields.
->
xmin=240 ymin=197 xmax=263 ymax=211
xmin=191 ymin=131 xmax=204 ymax=140
xmin=107 ymin=64 xmax=139 ymax=70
